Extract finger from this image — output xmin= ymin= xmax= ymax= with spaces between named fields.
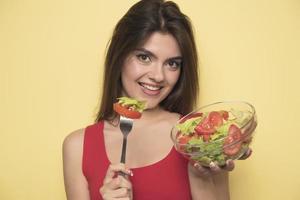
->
xmin=239 ymin=148 xmax=252 ymax=160
xmin=110 ymin=187 xmax=130 ymax=198
xmin=118 ymin=175 xmax=133 ymax=190
xmin=209 ymin=162 xmax=222 ymax=173
xmin=192 ymin=162 xmax=211 ymax=177
xmin=104 ymin=163 xmax=133 ymax=184
xmin=243 ymin=135 xmax=253 ymax=144
xmin=110 ymin=163 xmax=133 ymax=176
xmin=100 ymin=178 xmax=121 ymax=198
xmin=106 ymin=177 xmax=122 ymax=190
xmin=102 ymin=189 xmax=129 ymax=199
xmin=100 ymin=176 xmax=133 ymax=199
xmin=103 ymin=177 xmax=132 ymax=198
xmin=222 ymin=159 xmax=235 ymax=171
xmin=105 ymin=175 xmax=132 ymax=191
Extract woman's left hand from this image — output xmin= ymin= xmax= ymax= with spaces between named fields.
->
xmin=191 ymin=147 xmax=252 ymax=177
xmin=191 ymin=113 xmax=257 ymax=177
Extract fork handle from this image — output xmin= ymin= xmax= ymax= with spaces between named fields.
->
xmin=120 ymin=137 xmax=127 ymax=163
xmin=118 ymin=137 xmax=128 ymax=177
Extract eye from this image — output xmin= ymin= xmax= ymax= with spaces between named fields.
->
xmin=167 ymin=60 xmax=182 ymax=70
xmin=136 ymin=54 xmax=151 ymax=64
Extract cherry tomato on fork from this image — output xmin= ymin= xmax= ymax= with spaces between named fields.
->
xmin=113 ymin=103 xmax=142 ymax=119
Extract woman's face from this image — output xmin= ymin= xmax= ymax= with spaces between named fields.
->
xmin=121 ymin=32 xmax=182 ymax=109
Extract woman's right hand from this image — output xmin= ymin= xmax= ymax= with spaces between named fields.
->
xmin=100 ymin=163 xmax=133 ymax=200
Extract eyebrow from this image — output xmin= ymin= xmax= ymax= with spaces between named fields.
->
xmin=134 ymin=48 xmax=183 ymax=61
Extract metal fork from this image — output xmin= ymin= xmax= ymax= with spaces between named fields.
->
xmin=119 ymin=115 xmax=133 ymax=164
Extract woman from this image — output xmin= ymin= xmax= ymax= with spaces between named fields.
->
xmin=63 ymin=0 xmax=254 ymax=199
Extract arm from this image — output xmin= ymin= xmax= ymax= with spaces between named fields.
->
xmin=63 ymin=129 xmax=90 ymax=200
xmin=188 ymin=118 xmax=256 ymax=200
xmin=212 ymin=171 xmax=230 ymax=200
xmin=100 ymin=163 xmax=133 ymax=199
xmin=188 ymin=163 xmax=230 ymax=200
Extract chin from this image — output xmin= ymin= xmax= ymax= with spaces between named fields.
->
xmin=145 ymin=105 xmax=157 ymax=110
xmin=144 ymin=98 xmax=166 ymax=111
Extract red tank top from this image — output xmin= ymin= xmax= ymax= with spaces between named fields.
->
xmin=82 ymin=121 xmax=192 ymax=200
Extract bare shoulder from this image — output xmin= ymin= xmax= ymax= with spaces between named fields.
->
xmin=163 ymin=111 xmax=181 ymax=125
xmin=63 ymin=128 xmax=91 ymax=199
xmin=63 ymin=128 xmax=85 ymax=155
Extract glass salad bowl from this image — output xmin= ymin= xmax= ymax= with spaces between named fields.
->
xmin=170 ymin=101 xmax=257 ymax=167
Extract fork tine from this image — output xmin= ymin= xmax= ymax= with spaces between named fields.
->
xmin=120 ymin=116 xmax=133 ymax=135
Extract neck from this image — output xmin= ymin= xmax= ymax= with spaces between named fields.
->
xmin=141 ymin=106 xmax=165 ymax=119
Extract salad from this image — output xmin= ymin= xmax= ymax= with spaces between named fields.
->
xmin=113 ymin=97 xmax=147 ymax=119
xmin=174 ymin=109 xmax=252 ymax=166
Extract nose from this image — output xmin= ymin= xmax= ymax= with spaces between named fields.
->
xmin=148 ymin=64 xmax=165 ymax=83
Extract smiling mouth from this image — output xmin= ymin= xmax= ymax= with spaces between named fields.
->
xmin=139 ymin=82 xmax=163 ymax=91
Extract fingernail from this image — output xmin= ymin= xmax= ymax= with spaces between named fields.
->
xmin=209 ymin=162 xmax=217 ymax=168
xmin=226 ymin=159 xmax=233 ymax=166
xmin=128 ymin=170 xmax=133 ymax=176
xmin=248 ymin=149 xmax=253 ymax=157
xmin=114 ymin=177 xmax=120 ymax=184
xmin=193 ymin=162 xmax=200 ymax=168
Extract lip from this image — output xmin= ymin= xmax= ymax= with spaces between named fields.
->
xmin=139 ymin=82 xmax=162 ymax=88
xmin=139 ymin=82 xmax=162 ymax=90
xmin=139 ymin=82 xmax=162 ymax=96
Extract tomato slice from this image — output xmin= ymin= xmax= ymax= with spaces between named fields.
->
xmin=113 ymin=103 xmax=142 ymax=119
xmin=219 ymin=110 xmax=229 ymax=120
xmin=177 ymin=135 xmax=192 ymax=152
xmin=208 ymin=111 xmax=223 ymax=127
xmin=178 ymin=135 xmax=192 ymax=145
xmin=195 ymin=116 xmax=215 ymax=135
xmin=195 ymin=124 xmax=215 ymax=135
xmin=223 ymin=124 xmax=242 ymax=156
xmin=195 ymin=111 xmax=224 ymax=133
xmin=202 ymin=134 xmax=211 ymax=142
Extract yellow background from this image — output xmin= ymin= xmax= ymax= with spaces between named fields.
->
xmin=1 ymin=0 xmax=299 ymax=199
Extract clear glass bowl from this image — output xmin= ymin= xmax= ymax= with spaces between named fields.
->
xmin=170 ymin=101 xmax=257 ymax=167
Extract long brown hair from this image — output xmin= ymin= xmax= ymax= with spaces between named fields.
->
xmin=96 ymin=0 xmax=199 ymax=122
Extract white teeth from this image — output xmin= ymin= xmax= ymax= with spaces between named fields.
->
xmin=141 ymin=83 xmax=161 ymax=91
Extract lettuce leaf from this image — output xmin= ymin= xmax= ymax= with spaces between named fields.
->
xmin=175 ymin=116 xmax=203 ymax=135
xmin=117 ymin=97 xmax=147 ymax=112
